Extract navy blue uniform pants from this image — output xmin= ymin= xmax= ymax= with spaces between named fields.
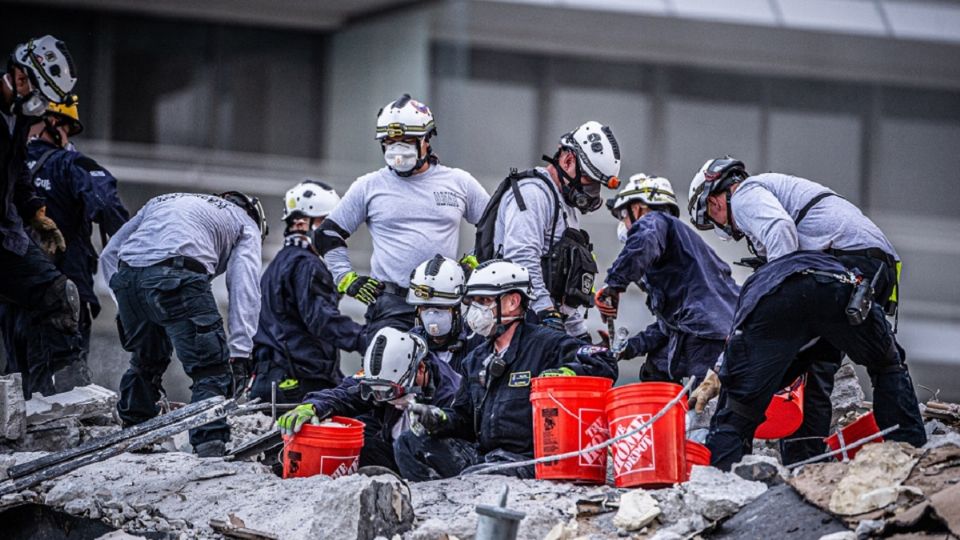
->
xmin=363 ymin=290 xmax=416 ymax=344
xmin=110 ymin=261 xmax=231 ymax=447
xmin=706 ymin=273 xmax=926 ymax=471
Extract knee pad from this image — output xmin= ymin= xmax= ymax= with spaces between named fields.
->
xmin=866 ymin=337 xmax=906 ymax=377
xmin=41 ymin=275 xmax=80 ymax=333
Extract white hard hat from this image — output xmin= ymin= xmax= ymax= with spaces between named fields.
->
xmin=375 ymin=94 xmax=436 ymax=140
xmin=560 ymin=121 xmax=621 ymax=188
xmin=407 ymin=254 xmax=465 ymax=307
xmin=283 ymin=180 xmax=340 ymax=221
xmin=611 ymin=174 xmax=680 ymax=218
xmin=687 ymin=157 xmax=747 ymax=230
xmin=465 ymin=260 xmax=532 ymax=299
xmin=12 ymin=36 xmax=77 ymax=104
xmin=360 ymin=328 xmax=427 ymax=401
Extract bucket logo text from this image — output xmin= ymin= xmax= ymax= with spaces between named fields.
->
xmin=612 ymin=414 xmax=655 ymax=473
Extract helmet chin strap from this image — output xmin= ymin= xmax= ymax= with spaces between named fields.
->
xmin=488 ymin=296 xmax=522 ymax=341
xmin=543 ymin=150 xmax=599 ymax=213
xmin=721 ymin=191 xmax=744 ymax=241
xmin=387 ymin=136 xmax=434 ymax=178
xmin=42 ymin=117 xmax=64 ymax=148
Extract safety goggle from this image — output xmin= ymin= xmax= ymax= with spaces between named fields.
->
xmin=359 ymin=379 xmax=420 ymax=402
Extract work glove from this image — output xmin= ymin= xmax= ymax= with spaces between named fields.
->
xmin=337 ymin=271 xmax=384 ymax=305
xmin=594 ymin=287 xmax=620 ymax=321
xmin=408 ymin=403 xmax=448 ymax=434
xmin=459 ymin=253 xmax=479 ymax=275
xmin=689 ymin=369 xmax=721 ymax=414
xmin=536 ymin=308 xmax=566 ymax=332
xmin=539 ymin=366 xmax=577 ymax=377
xmin=228 ymin=356 xmax=252 ymax=397
xmin=277 ymin=403 xmax=321 ymax=436
xmin=31 ymin=207 xmax=66 ymax=257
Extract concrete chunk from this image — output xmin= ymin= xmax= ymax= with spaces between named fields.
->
xmin=613 ymin=489 xmax=661 ymax=531
xmin=0 ymin=374 xmax=26 ymax=440
xmin=26 ymin=384 xmax=117 ymax=425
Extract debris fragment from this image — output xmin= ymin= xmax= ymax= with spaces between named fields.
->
xmin=828 ymin=443 xmax=919 ymax=515
xmin=612 ymin=489 xmax=660 ymax=531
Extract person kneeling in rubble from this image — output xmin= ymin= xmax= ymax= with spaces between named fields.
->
xmin=276 ymin=327 xmax=461 ymax=473
xmin=393 ymin=259 xmax=618 ymax=481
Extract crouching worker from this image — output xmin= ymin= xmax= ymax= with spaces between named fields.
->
xmin=393 ymin=260 xmax=618 ymax=481
xmin=251 ymin=181 xmax=365 ymax=403
xmin=276 ymin=327 xmax=461 ymax=473
xmin=595 ymin=174 xmax=739 ymax=386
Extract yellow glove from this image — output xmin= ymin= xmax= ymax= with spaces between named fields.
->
xmin=31 ymin=207 xmax=66 ymax=256
xmin=689 ymin=369 xmax=721 ymax=414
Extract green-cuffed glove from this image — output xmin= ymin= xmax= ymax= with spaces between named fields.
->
xmin=337 ymin=271 xmax=384 ymax=305
xmin=459 ymin=254 xmax=479 ymax=273
xmin=539 ymin=367 xmax=577 ymax=377
xmin=277 ymin=403 xmax=319 ymax=436
xmin=408 ymin=403 xmax=448 ymax=434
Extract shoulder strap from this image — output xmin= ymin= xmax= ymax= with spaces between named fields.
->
xmin=795 ymin=192 xmax=839 ymax=226
xmin=29 ymin=148 xmax=59 ymax=179
xmin=522 ymin=169 xmax=563 ymax=250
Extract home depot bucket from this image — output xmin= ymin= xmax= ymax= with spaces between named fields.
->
xmin=605 ymin=382 xmax=687 ymax=488
xmin=282 ymin=416 xmax=364 ymax=479
xmin=755 ymin=378 xmax=805 ymax=440
xmin=530 ymin=376 xmax=612 ymax=483
xmin=825 ymin=411 xmax=882 ymax=460
xmin=685 ymin=440 xmax=711 ymax=479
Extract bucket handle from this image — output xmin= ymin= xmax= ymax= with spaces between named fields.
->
xmin=546 ymin=391 xmax=610 ymax=437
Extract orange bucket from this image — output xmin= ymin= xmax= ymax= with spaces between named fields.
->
xmin=685 ymin=440 xmax=711 ymax=479
xmin=755 ymin=378 xmax=805 ymax=440
xmin=282 ymin=416 xmax=365 ymax=479
xmin=825 ymin=411 xmax=882 ymax=460
xmin=530 ymin=376 xmax=613 ymax=483
xmin=605 ymin=382 xmax=687 ymax=488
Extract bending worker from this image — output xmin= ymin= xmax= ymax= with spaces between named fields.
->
xmin=687 ymin=157 xmax=926 ymax=469
xmin=277 ymin=327 xmax=461 ymax=473
xmin=594 ymin=174 xmax=738 ymax=386
xmin=393 ymin=259 xmax=618 ymax=480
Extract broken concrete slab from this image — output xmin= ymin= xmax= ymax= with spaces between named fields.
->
xmin=709 ymin=484 xmax=849 ymax=540
xmin=830 ymin=362 xmax=865 ymax=428
xmin=732 ymin=454 xmax=787 ymax=487
xmin=612 ymin=489 xmax=660 ymax=531
xmin=0 ymin=374 xmax=25 ymax=440
xmin=683 ymin=465 xmax=767 ymax=521
xmin=26 ymin=384 xmax=117 ymax=425
xmin=38 ymin=453 xmax=412 ymax=539
xmin=828 ymin=443 xmax=920 ymax=515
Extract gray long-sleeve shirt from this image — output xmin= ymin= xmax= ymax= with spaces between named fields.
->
xmin=731 ymin=173 xmax=898 ymax=262
xmin=325 ymin=164 xmax=489 ymax=287
xmin=493 ymin=167 xmax=587 ymax=336
xmin=100 ymin=193 xmax=262 ymax=357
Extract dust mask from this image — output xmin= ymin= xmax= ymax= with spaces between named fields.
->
xmin=617 ymin=222 xmax=629 ymax=244
xmin=465 ymin=303 xmax=497 ymax=337
xmin=420 ymin=307 xmax=453 ymax=337
xmin=384 ymin=142 xmax=418 ymax=173
xmin=713 ymin=227 xmax=733 ymax=242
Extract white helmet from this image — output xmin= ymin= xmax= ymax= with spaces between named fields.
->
xmin=12 ymin=36 xmax=77 ymax=105
xmin=407 ymin=254 xmax=465 ymax=307
xmin=360 ymin=328 xmax=428 ymax=401
xmin=283 ymin=180 xmax=340 ymax=222
xmin=610 ymin=174 xmax=680 ymax=218
xmin=465 ymin=260 xmax=532 ymax=299
xmin=375 ymin=94 xmax=436 ymax=141
xmin=559 ymin=121 xmax=621 ymax=188
xmin=687 ymin=156 xmax=747 ymax=232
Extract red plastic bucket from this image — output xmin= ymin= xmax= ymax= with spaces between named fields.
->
xmin=282 ymin=416 xmax=365 ymax=479
xmin=755 ymin=378 xmax=805 ymax=440
xmin=605 ymin=382 xmax=688 ymax=488
xmin=685 ymin=440 xmax=711 ymax=479
xmin=825 ymin=411 xmax=882 ymax=460
xmin=530 ymin=376 xmax=613 ymax=483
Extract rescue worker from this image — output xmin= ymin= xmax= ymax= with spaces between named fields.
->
xmin=406 ymin=254 xmax=479 ymax=375
xmin=250 ymin=180 xmax=364 ymax=404
xmin=594 ymin=174 xmax=739 ymax=386
xmin=277 ymin=327 xmax=461 ymax=473
xmin=0 ymin=36 xmax=81 ymax=398
xmin=393 ymin=259 xmax=618 ymax=480
xmin=100 ymin=192 xmax=267 ymax=457
xmin=472 ymin=121 xmax=621 ymax=338
xmin=313 ymin=94 xmax=489 ymax=340
xmin=0 ymin=95 xmax=129 ymax=393
xmin=687 ymin=158 xmax=926 ymax=470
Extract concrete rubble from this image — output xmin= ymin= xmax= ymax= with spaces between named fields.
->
xmin=1 ymin=383 xmax=120 ymax=453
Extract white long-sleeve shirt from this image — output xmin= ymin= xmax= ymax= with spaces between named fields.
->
xmin=324 ymin=164 xmax=489 ymax=287
xmin=731 ymin=173 xmax=898 ymax=262
xmin=100 ymin=193 xmax=262 ymax=357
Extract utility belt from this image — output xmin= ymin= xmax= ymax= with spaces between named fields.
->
xmin=381 ymin=281 xmax=409 ymax=297
xmin=541 ymin=227 xmax=598 ymax=309
xmin=121 ymin=255 xmax=209 ymax=275
xmin=801 ymin=266 xmax=884 ymax=326
xmin=826 ymin=248 xmax=900 ymax=316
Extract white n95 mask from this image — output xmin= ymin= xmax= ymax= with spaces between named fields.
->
xmin=384 ymin=142 xmax=418 ymax=172
xmin=617 ymin=222 xmax=629 ymax=244
xmin=420 ymin=307 xmax=453 ymax=337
